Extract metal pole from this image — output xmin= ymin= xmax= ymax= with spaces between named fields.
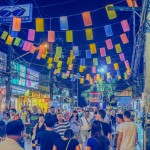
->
xmin=5 ymin=0 xmax=14 ymax=106
xmin=77 ymin=79 xmax=79 ymax=107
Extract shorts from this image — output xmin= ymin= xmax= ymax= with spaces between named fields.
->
xmin=80 ymin=130 xmax=90 ymax=143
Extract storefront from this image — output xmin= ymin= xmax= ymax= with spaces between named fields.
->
xmin=17 ymin=90 xmax=50 ymax=112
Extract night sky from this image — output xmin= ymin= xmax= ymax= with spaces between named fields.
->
xmin=0 ymin=0 xmax=142 ymax=106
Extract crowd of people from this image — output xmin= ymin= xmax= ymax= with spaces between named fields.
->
xmin=0 ymin=105 xmax=140 ymax=150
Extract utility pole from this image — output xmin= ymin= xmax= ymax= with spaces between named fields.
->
xmin=5 ymin=0 xmax=14 ymax=107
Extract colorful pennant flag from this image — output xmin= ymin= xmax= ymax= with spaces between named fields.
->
xmin=82 ymin=11 xmax=92 ymax=26
xmin=70 ymin=50 xmax=75 ymax=59
xmin=54 ymin=55 xmax=59 ymax=62
xmin=93 ymin=58 xmax=98 ymax=66
xmin=86 ymin=50 xmax=91 ymax=59
xmin=6 ymin=35 xmax=14 ymax=45
xmin=105 ymin=4 xmax=117 ymax=20
xmin=68 ymin=64 xmax=73 ymax=70
xmin=124 ymin=72 xmax=128 ymax=80
xmin=124 ymin=60 xmax=130 ymax=69
xmin=13 ymin=38 xmax=21 ymax=46
xmin=96 ymin=74 xmax=100 ymax=81
xmin=118 ymin=75 xmax=122 ymax=80
xmin=36 ymin=18 xmax=44 ymax=32
xmin=92 ymin=66 xmax=96 ymax=73
xmin=47 ymin=64 xmax=53 ymax=69
xmin=114 ymin=63 xmax=119 ymax=70
xmin=67 ymin=57 xmax=72 ymax=65
xmin=85 ymin=28 xmax=93 ymax=40
xmin=66 ymin=30 xmax=73 ymax=42
xmin=80 ymin=78 xmax=84 ymax=84
xmin=60 ymin=16 xmax=68 ymax=30
xmin=115 ymin=44 xmax=122 ymax=53
xmin=11 ymin=31 xmax=18 ymax=38
xmin=1 ymin=31 xmax=8 ymax=40
xmin=57 ymin=60 xmax=62 ymax=68
xmin=76 ymin=73 xmax=81 ymax=79
xmin=106 ymin=56 xmax=111 ymax=64
xmin=86 ymin=74 xmax=90 ymax=80
xmin=73 ymin=46 xmax=79 ymax=56
xmin=19 ymin=40 xmax=24 ymax=47
xmin=48 ymin=30 xmax=55 ymax=42
xmin=119 ymin=53 xmax=125 ymax=61
xmin=121 ymin=20 xmax=130 ymax=32
xmin=56 ymin=46 xmax=62 ymax=58
xmin=105 ymin=39 xmax=113 ymax=50
xmin=104 ymin=25 xmax=113 ymax=37
xmin=22 ymin=41 xmax=33 ymax=51
xmin=100 ymin=48 xmax=106 ymax=57
xmin=28 ymin=29 xmax=35 ymax=41
xmin=126 ymin=0 xmax=138 ymax=7
xmin=12 ymin=17 xmax=21 ymax=31
xmin=66 ymin=71 xmax=70 ymax=77
xmin=47 ymin=57 xmax=53 ymax=64
xmin=80 ymin=58 xmax=85 ymax=66
xmin=89 ymin=43 xmax=96 ymax=54
xmin=120 ymin=33 xmax=129 ymax=44
xmin=57 ymin=68 xmax=61 ymax=74
xmin=29 ymin=45 xmax=36 ymax=54
xmin=107 ymin=72 xmax=111 ymax=79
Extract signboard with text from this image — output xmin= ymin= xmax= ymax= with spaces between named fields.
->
xmin=0 ymin=51 xmax=7 ymax=72
xmin=0 ymin=4 xmax=33 ymax=23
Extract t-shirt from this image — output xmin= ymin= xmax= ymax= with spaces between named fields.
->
xmin=54 ymin=138 xmax=79 ymax=150
xmin=0 ymin=137 xmax=23 ymax=150
xmin=87 ymin=136 xmax=110 ymax=150
xmin=45 ymin=113 xmax=57 ymax=124
xmin=80 ymin=116 xmax=92 ymax=131
xmin=29 ymin=113 xmax=39 ymax=127
xmin=36 ymin=130 xmax=61 ymax=150
xmin=100 ymin=121 xmax=111 ymax=136
xmin=54 ymin=120 xmax=70 ymax=138
xmin=119 ymin=122 xmax=137 ymax=150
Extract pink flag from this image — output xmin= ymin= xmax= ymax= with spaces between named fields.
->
xmin=92 ymin=66 xmax=96 ymax=73
xmin=22 ymin=41 xmax=33 ymax=51
xmin=100 ymin=47 xmax=106 ymax=57
xmin=119 ymin=53 xmax=125 ymax=61
xmin=30 ymin=45 xmax=36 ymax=54
xmin=53 ymin=69 xmax=57 ymax=75
xmin=66 ymin=71 xmax=70 ymax=77
xmin=124 ymin=60 xmax=130 ymax=68
xmin=105 ymin=39 xmax=113 ymax=50
xmin=48 ymin=30 xmax=55 ymax=42
xmin=28 ymin=29 xmax=35 ymax=41
xmin=36 ymin=53 xmax=41 ymax=60
xmin=120 ymin=33 xmax=129 ymax=44
xmin=121 ymin=20 xmax=130 ymax=32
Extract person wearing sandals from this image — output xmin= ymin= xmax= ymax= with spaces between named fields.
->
xmin=86 ymin=120 xmax=110 ymax=150
xmin=53 ymin=129 xmax=81 ymax=150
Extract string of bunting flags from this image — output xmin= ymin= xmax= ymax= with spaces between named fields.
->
xmin=0 ymin=0 xmax=137 ymax=85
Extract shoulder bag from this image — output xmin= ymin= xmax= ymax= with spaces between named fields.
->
xmin=65 ymin=138 xmax=72 ymax=150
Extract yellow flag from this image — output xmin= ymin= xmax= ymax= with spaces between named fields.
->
xmin=42 ymin=51 xmax=47 ymax=59
xmin=70 ymin=50 xmax=75 ymax=59
xmin=56 ymin=68 xmax=61 ymax=73
xmin=6 ymin=35 xmax=14 ymax=45
xmin=89 ymin=43 xmax=96 ymax=54
xmin=66 ymin=30 xmax=73 ymax=42
xmin=47 ymin=57 xmax=53 ymax=64
xmin=115 ymin=44 xmax=122 ymax=53
xmin=107 ymin=72 xmax=111 ymax=79
xmin=114 ymin=63 xmax=119 ymax=70
xmin=80 ymin=78 xmax=84 ymax=84
xmin=85 ymin=28 xmax=93 ymax=40
xmin=79 ymin=66 xmax=85 ymax=72
xmin=36 ymin=18 xmax=44 ymax=32
xmin=57 ymin=61 xmax=62 ymax=68
xmin=54 ymin=55 xmax=59 ymax=62
xmin=68 ymin=64 xmax=73 ymax=70
xmin=67 ymin=57 xmax=72 ymax=65
xmin=47 ymin=64 xmax=53 ymax=69
xmin=96 ymin=74 xmax=100 ymax=81
xmin=106 ymin=4 xmax=117 ymax=20
xmin=106 ymin=56 xmax=111 ymax=64
xmin=118 ymin=75 xmax=121 ymax=80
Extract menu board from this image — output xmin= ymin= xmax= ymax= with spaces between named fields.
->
xmin=11 ymin=62 xmax=26 ymax=86
xmin=26 ymin=68 xmax=39 ymax=89
xmin=0 ymin=51 xmax=7 ymax=72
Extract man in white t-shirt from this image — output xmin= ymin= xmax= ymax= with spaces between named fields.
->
xmin=80 ymin=110 xmax=92 ymax=149
xmin=117 ymin=110 xmax=137 ymax=150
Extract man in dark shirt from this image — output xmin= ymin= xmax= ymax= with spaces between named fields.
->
xmin=96 ymin=109 xmax=112 ymax=141
xmin=36 ymin=118 xmax=60 ymax=150
xmin=45 ymin=106 xmax=57 ymax=123
xmin=28 ymin=106 xmax=39 ymax=128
